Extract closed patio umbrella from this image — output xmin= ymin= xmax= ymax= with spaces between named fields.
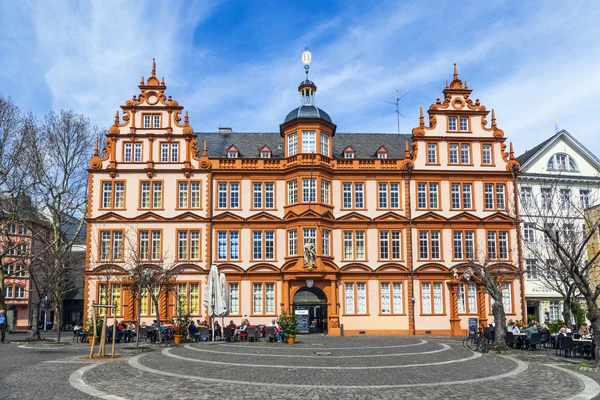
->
xmin=203 ymin=264 xmax=226 ymax=341
xmin=219 ymin=272 xmax=229 ymax=336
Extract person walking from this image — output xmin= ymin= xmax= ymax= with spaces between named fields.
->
xmin=0 ymin=310 xmax=7 ymax=343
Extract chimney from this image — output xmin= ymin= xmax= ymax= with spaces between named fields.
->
xmin=218 ymin=127 xmax=233 ymax=134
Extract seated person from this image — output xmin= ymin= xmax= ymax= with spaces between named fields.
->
xmin=523 ymin=323 xmax=539 ymax=349
xmin=538 ymin=324 xmax=550 ymax=342
xmin=558 ymin=327 xmax=569 ymax=337
xmin=214 ymin=321 xmax=221 ymax=339
xmin=507 ymin=322 xmax=521 ymax=334
xmin=580 ymin=323 xmax=590 ymax=336
xmin=238 ymin=319 xmax=249 ymax=340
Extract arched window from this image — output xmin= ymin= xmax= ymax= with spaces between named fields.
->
xmin=15 ymin=285 xmax=25 ymax=298
xmin=547 ymin=153 xmax=578 ymax=171
xmin=5 ymin=285 xmax=13 ymax=298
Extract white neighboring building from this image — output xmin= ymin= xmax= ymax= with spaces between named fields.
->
xmin=517 ymin=130 xmax=600 ymax=324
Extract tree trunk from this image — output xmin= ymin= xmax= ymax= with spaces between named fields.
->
xmin=491 ymin=300 xmax=509 ymax=351
xmin=29 ymin=301 xmax=41 ymax=340
xmin=136 ymin=288 xmax=141 ymax=349
xmin=585 ymin=299 xmax=600 ymax=365
xmin=155 ymin=302 xmax=161 ymax=343
xmin=55 ymin=304 xmax=62 ymax=343
xmin=562 ymin=302 xmax=572 ymax=326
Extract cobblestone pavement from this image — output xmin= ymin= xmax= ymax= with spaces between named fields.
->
xmin=3 ymin=333 xmax=600 ymax=399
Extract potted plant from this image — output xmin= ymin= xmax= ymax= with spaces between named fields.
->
xmin=85 ymin=316 xmax=102 ymax=345
xmin=277 ymin=310 xmax=298 ymax=345
xmin=173 ymin=313 xmax=191 ymax=345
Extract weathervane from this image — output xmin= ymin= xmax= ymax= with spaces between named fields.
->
xmin=302 ymin=48 xmax=312 ymax=79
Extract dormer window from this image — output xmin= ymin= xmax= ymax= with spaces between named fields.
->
xmin=343 ymin=146 xmax=355 ymax=159
xmin=547 ymin=153 xmax=578 ymax=171
xmin=259 ymin=145 xmax=272 ymax=158
xmin=226 ymin=145 xmax=239 ymax=158
xmin=377 ymin=146 xmax=389 ymax=159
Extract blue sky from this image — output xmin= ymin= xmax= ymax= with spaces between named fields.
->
xmin=1 ymin=1 xmax=600 ymax=156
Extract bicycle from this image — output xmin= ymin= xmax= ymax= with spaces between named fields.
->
xmin=463 ymin=328 xmax=489 ymax=353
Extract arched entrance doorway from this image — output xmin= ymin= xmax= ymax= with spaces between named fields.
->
xmin=292 ymin=286 xmax=328 ymax=334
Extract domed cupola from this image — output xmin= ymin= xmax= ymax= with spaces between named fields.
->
xmin=282 ymin=49 xmax=335 ymax=127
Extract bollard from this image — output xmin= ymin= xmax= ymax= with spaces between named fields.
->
xmin=340 ymin=324 xmax=344 ymax=336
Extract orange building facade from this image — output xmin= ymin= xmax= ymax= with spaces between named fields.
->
xmin=84 ymin=60 xmax=522 ymax=336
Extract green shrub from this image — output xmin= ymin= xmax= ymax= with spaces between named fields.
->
xmin=548 ymin=320 xmax=564 ymax=334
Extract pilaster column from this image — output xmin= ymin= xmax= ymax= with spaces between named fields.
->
xmin=477 ymin=284 xmax=488 ymax=328
xmin=447 ymin=282 xmax=461 ymax=336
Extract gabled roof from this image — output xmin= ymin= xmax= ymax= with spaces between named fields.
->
xmin=516 ymin=129 xmax=600 ymax=170
xmin=194 ymin=132 xmax=412 ymax=159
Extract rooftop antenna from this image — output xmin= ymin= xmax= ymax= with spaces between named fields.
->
xmin=386 ymin=90 xmax=409 ymax=134
xmin=554 ymin=118 xmax=560 ymax=133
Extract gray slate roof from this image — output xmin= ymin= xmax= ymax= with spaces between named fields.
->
xmin=284 ymin=105 xmax=332 ymax=124
xmin=194 ymin=132 xmax=412 ymax=159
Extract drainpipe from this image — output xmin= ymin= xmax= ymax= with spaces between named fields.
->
xmin=406 ymin=162 xmax=415 ymax=335
xmin=511 ymin=164 xmax=525 ymax=322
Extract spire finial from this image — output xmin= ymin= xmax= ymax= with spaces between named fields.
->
xmin=445 ymin=80 xmax=449 ymax=89
xmin=509 ymin=142 xmax=515 ymax=159
xmin=405 ymin=139 xmax=410 ymax=158
xmin=184 ymin=110 xmax=189 ymax=126
xmin=453 ymin=63 xmax=458 ymax=80
xmin=419 ymin=107 xmax=424 ymax=127
xmin=93 ymin=140 xmax=99 ymax=156
xmin=491 ymin=109 xmax=497 ymax=127
xmin=202 ymin=139 xmax=207 ymax=157
xmin=140 ymin=76 xmax=144 ymax=85
xmin=114 ymin=110 xmax=119 ymax=125
xmin=465 ymin=81 xmax=468 ymax=89
xmin=161 ymin=76 xmax=165 ymax=85
xmin=151 ymin=58 xmax=156 ymax=78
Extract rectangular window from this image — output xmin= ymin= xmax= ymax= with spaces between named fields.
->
xmin=523 ymin=223 xmax=535 ymax=243
xmin=560 ymin=189 xmax=571 ymax=209
xmin=448 ymin=117 xmax=457 ymax=131
xmin=580 ymin=189 xmax=591 ymax=209
xmin=265 ymin=183 xmax=274 ymax=208
xmin=288 ymin=230 xmax=297 ymax=256
xmin=143 ymin=115 xmax=151 ymax=128
xmin=487 ymin=231 xmax=497 ymax=259
xmin=496 ymin=184 xmax=505 ymax=209
xmin=321 ymin=180 xmax=330 ymax=204
xmin=451 ymin=183 xmax=460 ymax=209
xmin=463 ymin=183 xmax=472 ymax=208
xmin=302 ymin=131 xmax=316 ymax=153
xmin=111 ymin=284 xmax=121 ymax=316
xmin=458 ymin=283 xmax=466 ymax=313
xmin=102 ymin=181 xmax=125 ymax=209
xmin=343 ymin=183 xmax=352 ymax=208
xmin=229 ymin=283 xmax=239 ymax=314
xmin=153 ymin=115 xmax=160 ymax=128
xmin=99 ymin=230 xmax=124 ymax=261
xmin=419 ymin=230 xmax=440 ymax=260
xmin=378 ymin=182 xmax=401 ymax=209
xmin=265 ymin=283 xmax=275 ymax=314
xmin=465 ymin=231 xmax=475 ymax=259
xmin=549 ymin=301 xmax=560 ymax=322
xmin=502 ymin=283 xmax=512 ymax=313
xmin=177 ymin=283 xmax=188 ymax=313
xmin=178 ymin=182 xmax=188 ymax=208
xmin=229 ymin=182 xmax=239 ymax=208
xmin=461 ymin=144 xmax=470 ymax=164
xmin=526 ymin=259 xmax=538 ymax=280
xmin=498 ymin=231 xmax=508 ymax=259
xmin=450 ymin=143 xmax=471 ymax=165
xmin=134 ymin=143 xmax=142 ymax=162
xmin=189 ymin=283 xmax=200 ymax=315
xmin=458 ymin=282 xmax=477 ymax=313
xmin=417 ymin=182 xmax=439 ymax=209
xmin=459 ymin=117 xmax=468 ymax=131
xmin=217 ymin=182 xmax=240 ymax=209
xmin=419 ymin=231 xmax=429 ymax=260
xmin=302 ymin=178 xmax=316 ymax=203
xmin=356 ymin=282 xmax=367 ymax=314
xmin=427 ymin=143 xmax=438 ymax=164
xmin=253 ymin=231 xmax=263 ymax=260
xmin=252 ymin=231 xmax=275 ymax=261
xmin=541 ymin=188 xmax=553 ymax=210
xmin=140 ymin=181 xmax=162 ymax=209
xmin=379 ymin=231 xmax=389 ymax=260
xmin=320 ymin=133 xmax=329 ymax=156
xmin=253 ymin=283 xmax=263 ymax=314
xmin=218 ymin=183 xmax=227 ymax=208
xmin=253 ymin=183 xmax=262 ymax=209
xmin=151 ymin=231 xmax=161 ymax=260
xmin=216 ymin=231 xmax=239 ymax=260
xmin=303 ymin=228 xmax=316 ymax=252
xmin=449 ymin=144 xmax=458 ymax=164
xmin=431 ymin=231 xmax=440 ymax=259
xmin=343 ymin=231 xmax=365 ymax=260
xmin=139 ymin=231 xmax=149 ymax=260
xmin=433 ymin=282 xmax=443 ymax=313
xmin=453 ymin=231 xmax=463 ymax=259
xmin=177 ymin=230 xmax=200 ymax=260
xmin=421 ymin=282 xmax=431 ymax=314
xmin=124 ymin=143 xmax=132 ymax=162
xmin=161 ymin=143 xmax=169 ymax=162
xmin=354 ymin=183 xmax=364 ymax=208
xmin=288 ymin=180 xmax=298 ymax=205
xmin=482 ymin=144 xmax=492 ymax=165
xmin=178 ymin=231 xmax=188 ymax=260
xmin=288 ymin=133 xmax=297 ymax=156
xmin=321 ymin=229 xmax=330 ymax=256
xmin=171 ymin=143 xmax=178 ymax=162
xmin=344 ymin=282 xmax=355 ymax=314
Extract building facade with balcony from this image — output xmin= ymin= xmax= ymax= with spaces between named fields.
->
xmin=84 ymin=61 xmax=523 ymax=335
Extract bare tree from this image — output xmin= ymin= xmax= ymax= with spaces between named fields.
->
xmin=147 ymin=259 xmax=178 ymax=343
xmin=518 ymin=174 xmax=600 ymax=360
xmin=25 ymin=110 xmax=97 ymax=341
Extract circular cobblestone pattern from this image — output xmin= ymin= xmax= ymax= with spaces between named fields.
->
xmin=77 ymin=336 xmax=597 ymax=399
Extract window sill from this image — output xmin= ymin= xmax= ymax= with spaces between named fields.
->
xmin=341 ymin=313 xmax=370 ymax=317
xmin=378 ymin=313 xmax=407 ymax=316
